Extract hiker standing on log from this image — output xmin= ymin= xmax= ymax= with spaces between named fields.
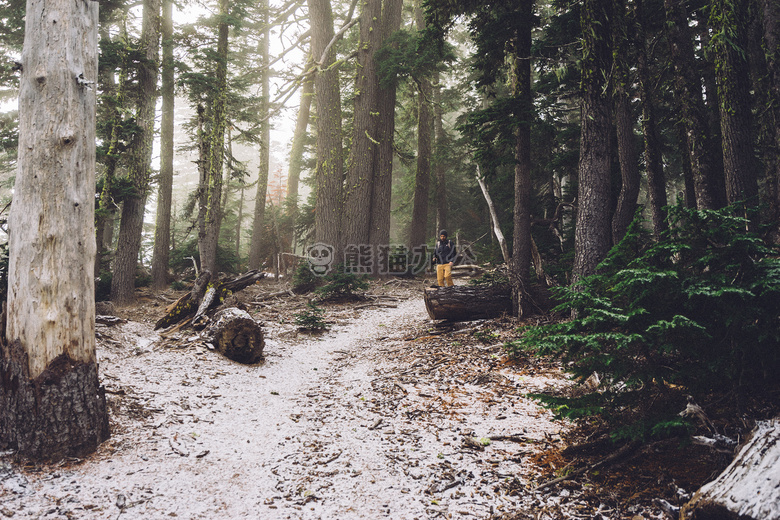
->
xmin=434 ymin=230 xmax=457 ymax=287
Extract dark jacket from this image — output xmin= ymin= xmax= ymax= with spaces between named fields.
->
xmin=434 ymin=239 xmax=456 ymax=264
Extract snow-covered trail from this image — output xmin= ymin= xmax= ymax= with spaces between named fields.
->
xmin=1 ymin=296 xmax=567 ymax=519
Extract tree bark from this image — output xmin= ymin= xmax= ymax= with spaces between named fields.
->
xmin=573 ymin=0 xmax=613 ymax=283
xmin=710 ymin=0 xmax=759 ymax=216
xmin=111 ymin=0 xmax=160 ymax=304
xmin=248 ymin=0 xmax=272 ymax=270
xmin=308 ymin=0 xmax=344 ymax=256
xmin=424 ymin=286 xmax=513 ymax=322
xmin=682 ymin=418 xmax=780 ymax=520
xmin=1 ymin=0 xmax=109 ymax=460
xmin=151 ymin=0 xmax=175 ymax=290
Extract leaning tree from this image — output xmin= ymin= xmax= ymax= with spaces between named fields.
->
xmin=0 ymin=0 xmax=109 ymax=460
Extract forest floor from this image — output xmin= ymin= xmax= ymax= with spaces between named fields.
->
xmin=0 ymin=276 xmax=730 ymax=519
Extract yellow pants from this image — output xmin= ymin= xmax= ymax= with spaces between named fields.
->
xmin=436 ymin=263 xmax=454 ymax=286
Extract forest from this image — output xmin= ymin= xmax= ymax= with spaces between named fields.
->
xmin=0 ymin=0 xmax=779 ymax=517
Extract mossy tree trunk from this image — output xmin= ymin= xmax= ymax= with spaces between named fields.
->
xmin=95 ymin=20 xmax=127 ymax=281
xmin=343 ymin=0 xmax=383 ymax=254
xmin=198 ymin=0 xmax=229 ymax=273
xmin=1 ymin=0 xmax=109 ymax=461
xmin=433 ymin=73 xmax=448 ymax=235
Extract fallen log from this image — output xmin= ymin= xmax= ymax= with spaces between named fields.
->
xmin=203 ymin=308 xmax=264 ymax=364
xmin=154 ymin=270 xmax=266 ymax=330
xmin=681 ymin=418 xmax=780 ymax=520
xmin=424 ymin=284 xmax=512 ymax=322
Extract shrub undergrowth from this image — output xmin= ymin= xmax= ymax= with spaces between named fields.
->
xmin=507 ymin=205 xmax=780 ymax=440
xmin=315 ymin=264 xmax=370 ymax=300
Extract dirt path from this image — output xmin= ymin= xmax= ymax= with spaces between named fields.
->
xmin=1 ymin=291 xmax=570 ymax=519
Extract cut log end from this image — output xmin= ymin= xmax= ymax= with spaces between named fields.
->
xmin=206 ymin=308 xmax=264 ymax=364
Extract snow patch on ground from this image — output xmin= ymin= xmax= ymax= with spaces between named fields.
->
xmin=1 ymin=296 xmax=569 ymax=519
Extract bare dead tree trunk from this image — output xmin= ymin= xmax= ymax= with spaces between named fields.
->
xmin=476 ymin=168 xmax=510 ymax=265
xmin=1 ymin=0 xmax=109 ymax=461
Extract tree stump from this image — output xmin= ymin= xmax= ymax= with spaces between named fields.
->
xmin=682 ymin=418 xmax=780 ymax=520
xmin=424 ymin=285 xmax=512 ymax=321
xmin=204 ymin=308 xmax=264 ymax=364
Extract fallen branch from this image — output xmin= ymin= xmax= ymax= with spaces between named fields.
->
xmin=489 ymin=435 xmax=526 ymax=444
xmin=155 ymin=270 xmax=266 ymax=330
xmin=533 ymin=440 xmax=640 ymax=491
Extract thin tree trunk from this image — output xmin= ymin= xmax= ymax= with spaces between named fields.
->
xmin=611 ymin=0 xmax=641 ymax=245
xmin=511 ymin=0 xmax=534 ymax=316
xmin=636 ymin=0 xmax=668 ymax=237
xmin=1 ymin=0 xmax=108 ymax=461
xmin=407 ymin=0 xmax=433 ymax=252
xmin=285 ymin=55 xmax=314 ymax=250
xmin=664 ymin=0 xmax=724 ymax=210
xmin=236 ymin=181 xmax=245 ymax=261
xmin=573 ymin=0 xmax=613 ymax=284
xmin=761 ymin=0 xmax=780 ymax=236
xmin=433 ymin=72 xmax=448 ymax=234
xmin=248 ymin=0 xmax=272 ymax=270
xmin=95 ymin=21 xmax=125 ymax=280
xmin=308 ymin=0 xmax=344 ymax=257
xmin=111 ymin=0 xmax=160 ymax=304
xmin=678 ymin=123 xmax=697 ymax=208
xmin=151 ymin=0 xmax=175 ymax=289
